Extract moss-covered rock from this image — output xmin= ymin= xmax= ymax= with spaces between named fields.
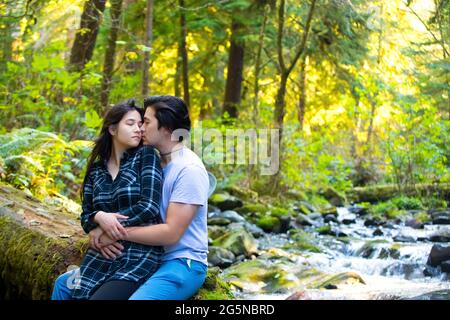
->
xmin=284 ymin=229 xmax=321 ymax=253
xmin=192 ymin=267 xmax=234 ymax=300
xmin=310 ymin=271 xmax=366 ymax=289
xmin=319 ymin=187 xmax=346 ymax=207
xmin=223 ymin=185 xmax=258 ymax=202
xmin=256 ymin=216 xmax=280 ymax=233
xmin=235 ymin=203 xmax=267 ymax=216
xmin=212 ymin=225 xmax=258 ymax=257
xmin=209 ymin=193 xmax=243 ymax=211
xmin=222 ymin=258 xmax=300 ymax=293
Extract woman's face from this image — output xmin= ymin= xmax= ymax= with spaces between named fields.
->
xmin=111 ymin=110 xmax=143 ymax=148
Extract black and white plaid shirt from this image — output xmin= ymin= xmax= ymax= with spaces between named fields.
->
xmin=72 ymin=146 xmax=163 ymax=300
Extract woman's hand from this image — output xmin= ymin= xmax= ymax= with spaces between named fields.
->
xmin=97 ymin=232 xmax=124 ymax=259
xmin=88 ymin=227 xmax=104 ymax=251
xmin=94 ymin=211 xmax=129 ymax=240
xmin=100 ymin=243 xmax=124 ymax=260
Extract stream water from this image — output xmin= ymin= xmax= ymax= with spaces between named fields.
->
xmin=232 ymin=207 xmax=450 ymax=300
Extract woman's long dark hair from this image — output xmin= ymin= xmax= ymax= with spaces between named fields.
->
xmin=80 ymin=99 xmax=143 ymax=202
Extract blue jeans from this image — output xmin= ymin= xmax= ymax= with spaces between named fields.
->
xmin=51 ymin=258 xmax=207 ymax=300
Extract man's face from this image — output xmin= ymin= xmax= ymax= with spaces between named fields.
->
xmin=142 ymin=107 xmax=163 ymax=147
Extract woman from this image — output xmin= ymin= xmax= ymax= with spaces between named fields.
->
xmin=53 ymin=99 xmax=163 ymax=300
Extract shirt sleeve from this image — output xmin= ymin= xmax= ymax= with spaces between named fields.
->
xmin=80 ymin=173 xmax=99 ymax=234
xmin=119 ymin=146 xmax=163 ymax=227
xmin=170 ymin=164 xmax=209 ymax=206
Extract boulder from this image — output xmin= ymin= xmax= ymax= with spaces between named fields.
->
xmin=209 ymin=193 xmax=243 ymax=211
xmin=211 ymin=225 xmax=258 ymax=258
xmin=427 ymin=244 xmax=450 ymax=267
xmin=207 ymin=246 xmax=236 ymax=268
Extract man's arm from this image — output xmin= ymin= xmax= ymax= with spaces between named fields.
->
xmin=99 ymin=202 xmax=199 ymax=247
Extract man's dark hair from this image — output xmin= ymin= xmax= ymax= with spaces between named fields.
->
xmin=143 ymin=95 xmax=191 ymax=137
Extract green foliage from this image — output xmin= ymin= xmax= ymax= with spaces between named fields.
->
xmin=390 ymin=196 xmax=423 ymax=210
xmin=0 ymin=128 xmax=91 ymax=200
xmin=369 ymin=201 xmax=398 ymax=220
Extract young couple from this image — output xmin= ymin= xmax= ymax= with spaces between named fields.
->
xmin=51 ymin=95 xmax=209 ymax=300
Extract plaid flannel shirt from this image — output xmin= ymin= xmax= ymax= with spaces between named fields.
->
xmin=72 ymin=146 xmax=163 ymax=300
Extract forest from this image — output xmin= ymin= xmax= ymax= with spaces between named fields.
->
xmin=0 ymin=0 xmax=449 ymax=300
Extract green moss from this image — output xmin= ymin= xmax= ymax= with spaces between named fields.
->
xmin=0 ymin=216 xmax=84 ymax=299
xmin=193 ymin=267 xmax=234 ymax=300
xmin=286 ymin=229 xmax=321 ymax=253
xmin=270 ymin=207 xmax=289 ymax=218
xmin=209 ymin=193 xmax=229 ymax=204
xmin=369 ymin=201 xmax=398 ymax=220
xmin=235 ymin=203 xmax=267 ymax=215
xmin=256 ymin=216 xmax=280 ymax=232
xmin=414 ymin=211 xmax=431 ymax=223
xmin=312 ymin=271 xmax=366 ymax=289
xmin=315 ymin=225 xmax=331 ymax=234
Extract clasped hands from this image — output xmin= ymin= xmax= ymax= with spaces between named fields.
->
xmin=89 ymin=211 xmax=128 ymax=259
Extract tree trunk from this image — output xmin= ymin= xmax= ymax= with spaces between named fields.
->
xmin=252 ymin=6 xmax=268 ymax=126
xmin=69 ymin=0 xmax=106 ymax=72
xmin=100 ymin=0 xmax=123 ymax=114
xmin=297 ymin=53 xmax=307 ymax=130
xmin=270 ymin=0 xmax=317 ymax=192
xmin=179 ymin=0 xmax=190 ymax=107
xmin=223 ymin=20 xmax=245 ymax=119
xmin=141 ymin=0 xmax=153 ymax=96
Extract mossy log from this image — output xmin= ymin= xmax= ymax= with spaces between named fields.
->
xmin=348 ymin=183 xmax=450 ymax=204
xmin=0 ymin=183 xmax=233 ymax=300
xmin=0 ymin=184 xmax=87 ymax=300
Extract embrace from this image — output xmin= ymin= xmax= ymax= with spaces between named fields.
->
xmin=51 ymin=95 xmax=209 ymax=300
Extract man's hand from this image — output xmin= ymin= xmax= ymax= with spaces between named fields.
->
xmin=88 ymin=227 xmax=104 ymax=251
xmin=94 ymin=211 xmax=129 ymax=240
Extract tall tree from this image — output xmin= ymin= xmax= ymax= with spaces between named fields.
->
xmin=141 ymin=0 xmax=153 ymax=96
xmin=69 ymin=0 xmax=106 ymax=72
xmin=179 ymin=0 xmax=190 ymax=107
xmin=223 ymin=18 xmax=245 ymax=118
xmin=100 ymin=0 xmax=123 ymax=113
xmin=252 ymin=4 xmax=269 ymax=126
xmin=269 ymin=0 xmax=316 ymax=190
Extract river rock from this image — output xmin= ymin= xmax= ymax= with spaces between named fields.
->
xmin=243 ymin=222 xmax=265 ymax=238
xmin=429 ymin=231 xmax=450 ymax=242
xmin=209 ymin=210 xmax=246 ymax=223
xmin=320 ymin=187 xmax=346 ymax=207
xmin=295 ymin=213 xmax=319 ymax=227
xmin=373 ymin=228 xmax=384 ymax=236
xmin=405 ymin=219 xmax=424 ymax=229
xmin=208 ymin=225 xmax=227 ymax=240
xmin=432 ymin=213 xmax=450 ymax=225
xmin=347 ymin=204 xmax=369 ymax=216
xmin=324 ymin=214 xmax=338 ymax=223
xmin=211 ymin=225 xmax=258 ymax=257
xmin=209 ymin=193 xmax=243 ymax=211
xmin=208 ymin=217 xmax=232 ymax=226
xmin=393 ymin=235 xmax=416 ymax=243
xmin=441 ymin=260 xmax=450 ymax=273
xmin=427 ymin=244 xmax=450 ymax=267
xmin=364 ymin=218 xmax=385 ymax=227
xmin=208 ymin=246 xmax=236 ymax=268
